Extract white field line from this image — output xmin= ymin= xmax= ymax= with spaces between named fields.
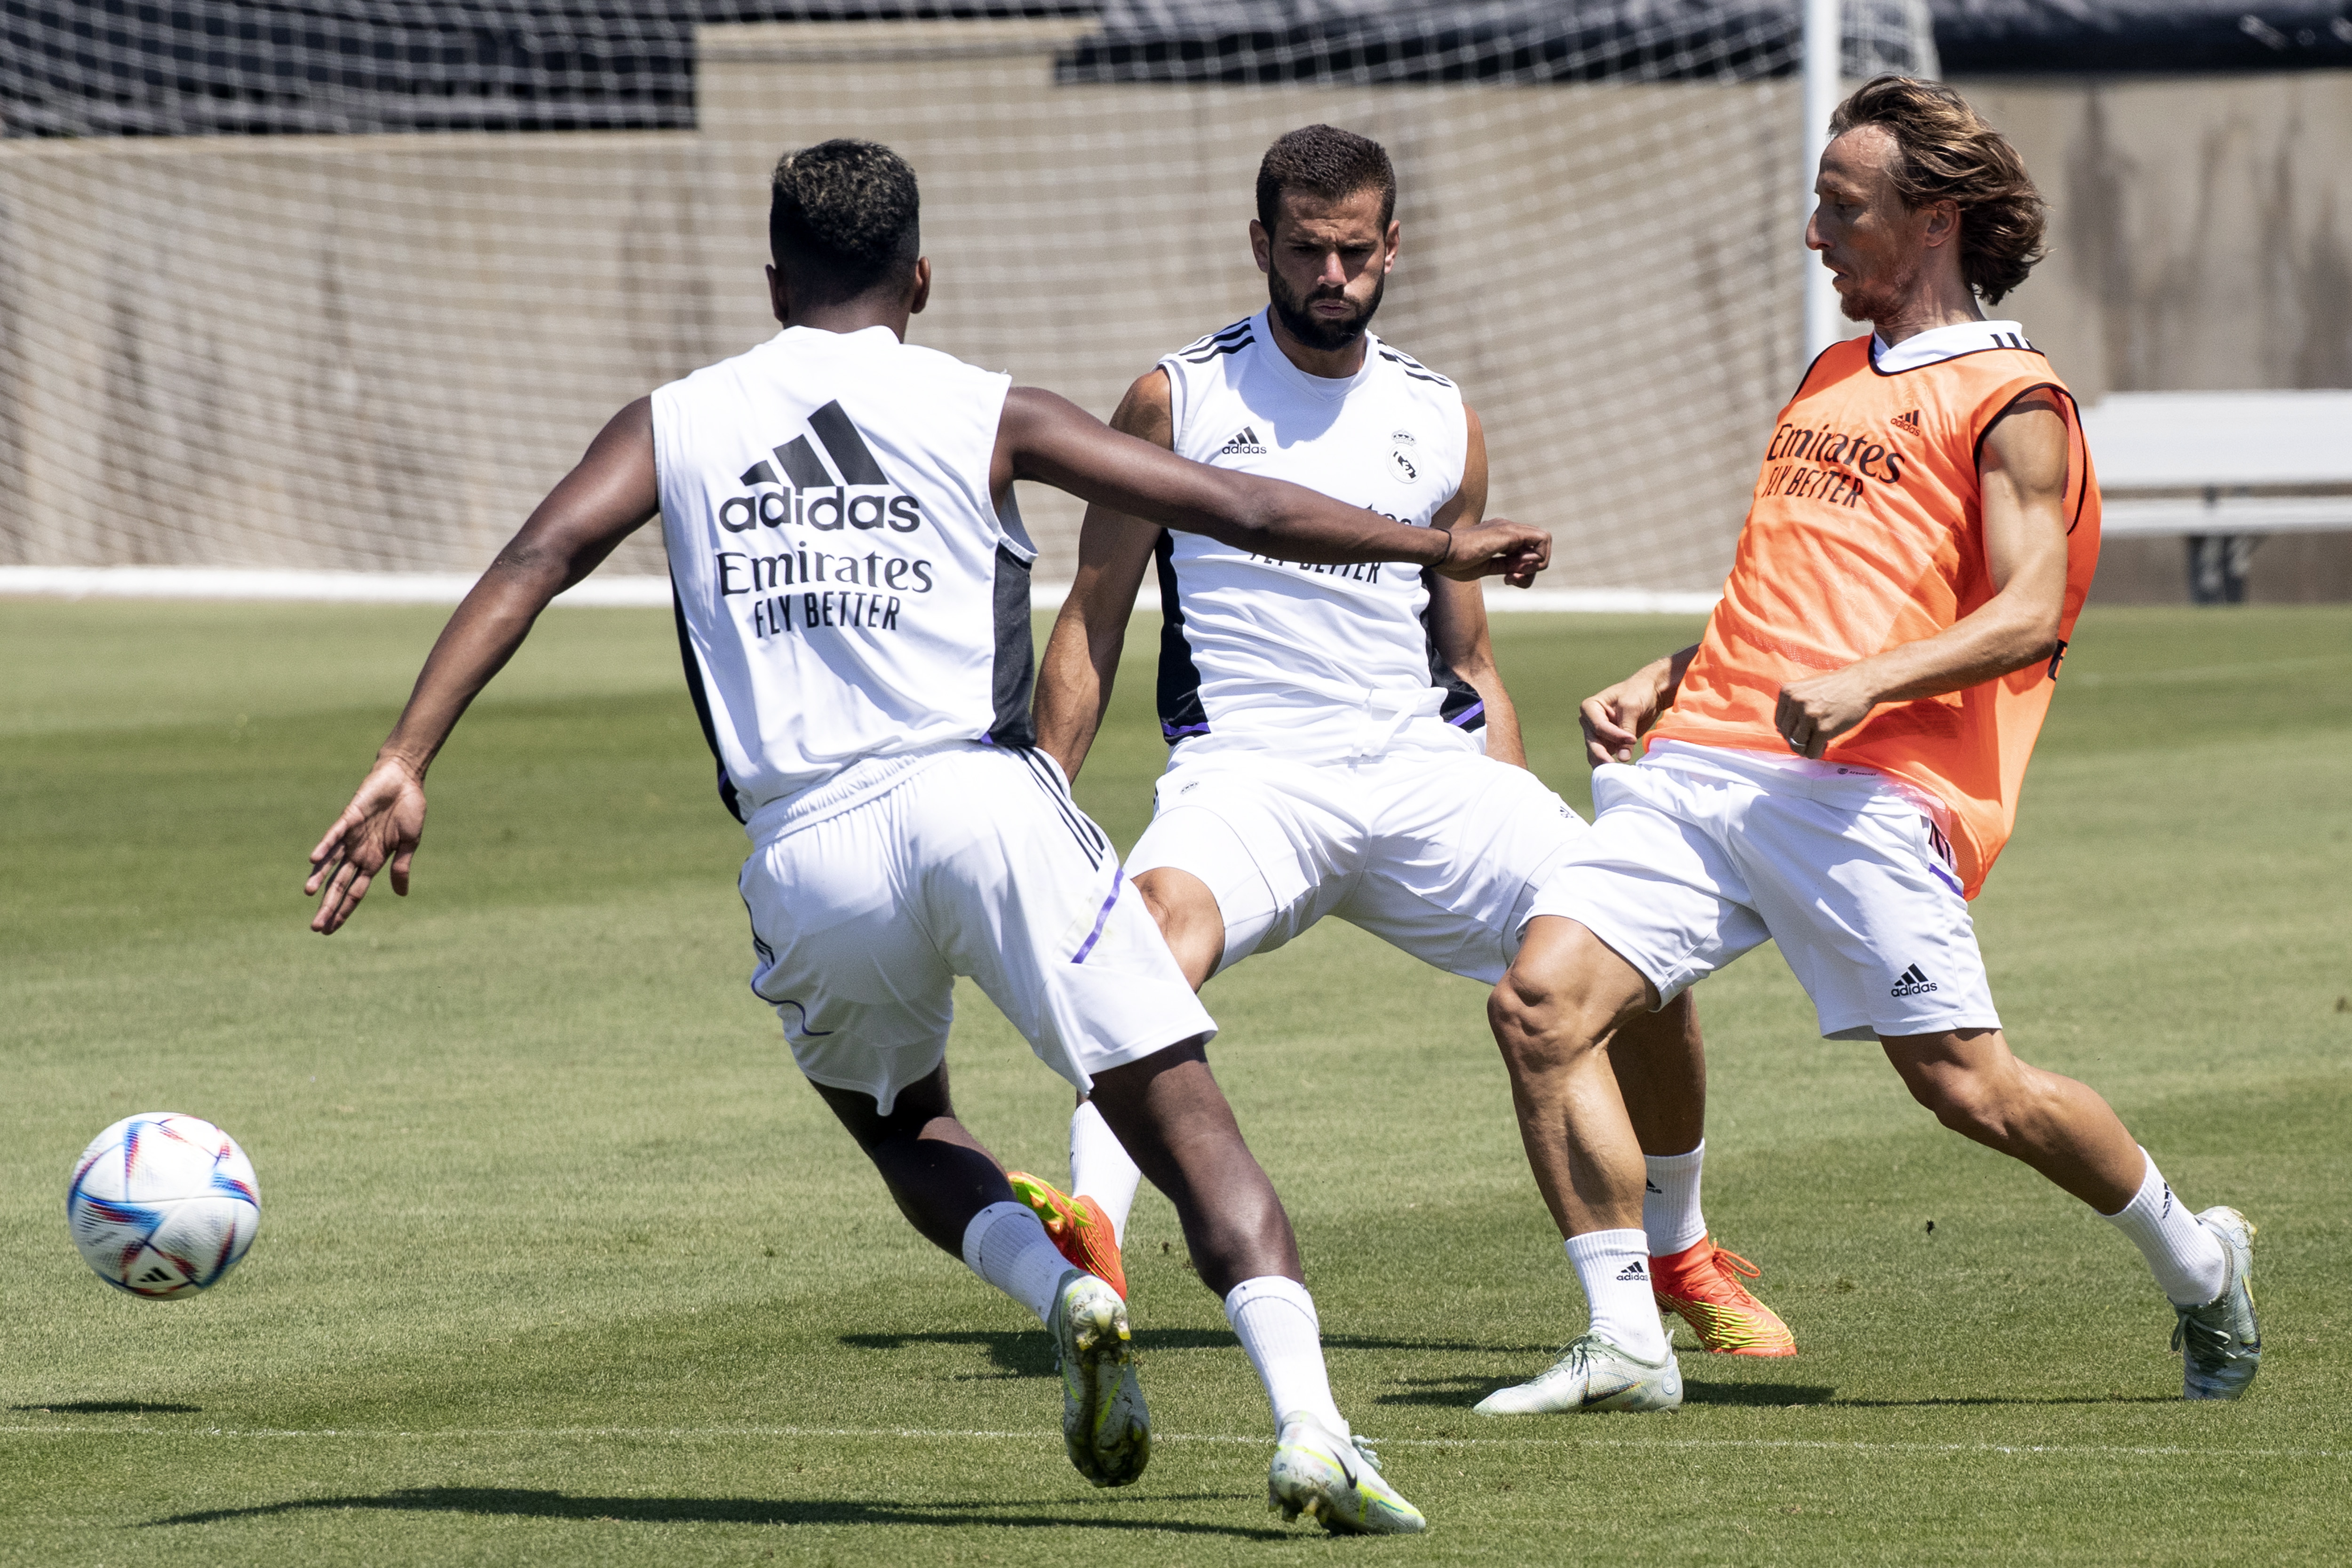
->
xmin=0 ymin=1423 xmax=2340 ymax=1461
xmin=0 ymin=566 xmax=1718 ymax=616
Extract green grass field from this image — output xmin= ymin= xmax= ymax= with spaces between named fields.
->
xmin=3 ymin=599 xmax=2347 ymax=1565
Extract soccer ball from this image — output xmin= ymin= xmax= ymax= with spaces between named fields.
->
xmin=67 ymin=1113 xmax=261 ymax=1298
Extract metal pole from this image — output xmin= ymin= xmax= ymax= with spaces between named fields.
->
xmin=1802 ymin=0 xmax=1843 ymax=359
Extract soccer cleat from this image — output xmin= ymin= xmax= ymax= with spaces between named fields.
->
xmin=2172 ymin=1206 xmax=2260 ymax=1401
xmin=1651 ymin=1237 xmax=1797 ymax=1357
xmin=1267 ymin=1412 xmax=1426 ymax=1535
xmin=1049 ymin=1268 xmax=1151 ymax=1486
xmin=1472 ymin=1333 xmax=1683 ymax=1416
xmin=1008 ymin=1170 xmax=1127 ymax=1298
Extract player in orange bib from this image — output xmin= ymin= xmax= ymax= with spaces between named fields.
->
xmin=1474 ymin=78 xmax=2260 ymax=1416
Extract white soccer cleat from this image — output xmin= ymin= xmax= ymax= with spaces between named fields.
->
xmin=1267 ymin=1412 xmax=1427 ymax=1535
xmin=1473 ymin=1332 xmax=1684 ymax=1416
xmin=1049 ymin=1268 xmax=1150 ymax=1487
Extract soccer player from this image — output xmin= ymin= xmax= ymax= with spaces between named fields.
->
xmin=305 ymin=139 xmax=1551 ymax=1530
xmin=1025 ymin=122 xmax=1796 ymax=1383
xmin=1475 ymin=78 xmax=2259 ymax=1415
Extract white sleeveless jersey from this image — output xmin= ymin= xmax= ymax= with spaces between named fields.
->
xmin=1153 ymin=308 xmax=1478 ymax=746
xmin=653 ymin=325 xmax=1036 ymax=820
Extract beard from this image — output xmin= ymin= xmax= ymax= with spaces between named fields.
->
xmin=1268 ymin=266 xmax=1385 ymax=352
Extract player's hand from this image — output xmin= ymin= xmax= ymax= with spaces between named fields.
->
xmin=305 ymin=756 xmax=427 ymax=934
xmin=1775 ymin=668 xmax=1880 ymax=759
xmin=1580 ymin=663 xmax=1671 ymax=767
xmin=1435 ymin=517 xmax=1550 ymax=586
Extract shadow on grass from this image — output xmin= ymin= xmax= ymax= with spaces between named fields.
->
xmin=146 ymin=1487 xmax=1289 ymax=1539
xmin=1372 ymin=1375 xmax=1841 ymax=1409
xmin=842 ymin=1329 xmax=1561 ymax=1378
xmin=11 ymin=1401 xmax=203 ymax=1414
xmin=1827 ymin=1394 xmax=2179 ymax=1408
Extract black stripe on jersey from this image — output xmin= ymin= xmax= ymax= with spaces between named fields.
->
xmin=1378 ymin=349 xmax=1453 ymax=388
xmin=1153 ymin=530 xmax=1211 ymax=743
xmin=806 ymin=400 xmax=890 ymax=486
xmin=669 ymin=573 xmax=745 ymax=823
xmin=1181 ymin=334 xmax=1255 ymax=363
xmin=771 ymin=434 xmax=834 ymax=488
xmin=1417 ymin=567 xmax=1488 ymax=732
xmin=1016 ymin=748 xmax=1107 ymax=868
xmin=987 ymin=541 xmax=1038 ymax=748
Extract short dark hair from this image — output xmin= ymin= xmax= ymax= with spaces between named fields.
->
xmin=768 ymin=138 xmax=921 ymax=307
xmin=1255 ymin=124 xmax=1396 ymax=234
xmin=1829 ymin=76 xmax=2047 ymax=306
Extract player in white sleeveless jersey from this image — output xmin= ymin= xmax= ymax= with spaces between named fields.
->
xmin=1029 ymin=126 xmax=1797 ymax=1385
xmin=304 ymin=140 xmax=1549 ymax=1533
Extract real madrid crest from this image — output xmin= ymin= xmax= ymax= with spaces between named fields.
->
xmin=1389 ymin=429 xmax=1419 ymax=484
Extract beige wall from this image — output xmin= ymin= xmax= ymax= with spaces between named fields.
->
xmin=1 ymin=25 xmax=2344 ymax=596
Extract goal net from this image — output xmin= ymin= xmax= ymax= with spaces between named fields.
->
xmin=0 ymin=1 xmax=1935 ymax=598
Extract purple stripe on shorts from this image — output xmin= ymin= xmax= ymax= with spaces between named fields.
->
xmin=1161 ymin=721 xmax=1210 ymax=739
xmin=1072 ymin=878 xmax=1122 ymax=963
xmin=1447 ymin=700 xmax=1486 ymax=727
xmin=1926 ymin=860 xmax=1963 ymax=896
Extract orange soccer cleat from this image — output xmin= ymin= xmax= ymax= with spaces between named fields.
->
xmin=1651 ymin=1237 xmax=1797 ymax=1357
xmin=1007 ymin=1170 xmax=1127 ymax=1299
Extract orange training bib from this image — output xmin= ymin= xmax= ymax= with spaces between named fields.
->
xmin=1647 ymin=333 xmax=2101 ymax=897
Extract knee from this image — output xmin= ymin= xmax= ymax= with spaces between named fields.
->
xmin=1900 ymin=1065 xmax=2016 ymax=1145
xmin=1487 ymin=965 xmax=1614 ymax=1085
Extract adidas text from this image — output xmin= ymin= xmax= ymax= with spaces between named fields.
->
xmin=1890 ymin=963 xmax=1939 ymax=998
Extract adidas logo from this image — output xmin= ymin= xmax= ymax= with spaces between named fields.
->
xmin=1893 ymin=408 xmax=1922 ymax=429
xmin=1615 ymin=1260 xmax=1649 ymax=1282
xmin=1891 ymin=963 xmax=1939 ymax=998
xmin=1645 ymin=1179 xmax=1663 ymax=1194
xmin=1217 ymin=426 xmax=1269 ymax=457
xmin=725 ymin=400 xmax=923 ymax=537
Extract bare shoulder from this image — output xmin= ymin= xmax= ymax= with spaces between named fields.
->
xmin=1108 ymin=367 xmax=1174 ymax=447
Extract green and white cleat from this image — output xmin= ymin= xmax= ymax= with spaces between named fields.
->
xmin=1473 ymin=1333 xmax=1683 ymax=1416
xmin=2173 ymin=1206 xmax=2261 ymax=1401
xmin=1267 ymin=1412 xmax=1426 ymax=1535
xmin=1049 ymin=1267 xmax=1150 ymax=1486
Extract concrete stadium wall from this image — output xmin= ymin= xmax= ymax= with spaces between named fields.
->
xmin=0 ymin=24 xmax=2344 ymax=598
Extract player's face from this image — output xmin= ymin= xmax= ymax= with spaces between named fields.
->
xmin=1251 ymin=187 xmax=1398 ymax=352
xmin=1806 ymin=125 xmax=1945 ymax=324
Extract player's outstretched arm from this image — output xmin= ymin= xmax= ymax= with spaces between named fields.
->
xmin=1423 ymin=407 xmax=1531 ymax=766
xmin=305 ymin=398 xmax=660 ymax=934
xmin=1773 ymin=394 xmax=2070 ymax=758
xmin=993 ymin=386 xmax=1549 ymax=584
xmin=1580 ymin=644 xmax=1701 ymax=767
xmin=1034 ymin=371 xmax=1170 ymax=781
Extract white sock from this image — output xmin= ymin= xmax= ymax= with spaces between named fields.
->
xmin=1642 ymin=1141 xmax=1708 ymax=1258
xmin=960 ymin=1201 xmax=1072 ymax=1324
xmin=1565 ymin=1229 xmax=1670 ymax=1361
xmin=1224 ymin=1277 xmax=1348 ymax=1438
xmin=1069 ymin=1100 xmax=1142 ymax=1245
xmin=2100 ymin=1149 xmax=2228 ymax=1307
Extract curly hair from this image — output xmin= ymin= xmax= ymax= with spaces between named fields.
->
xmin=1830 ymin=77 xmax=2047 ymax=306
xmin=769 ymin=139 xmax=921 ymax=306
xmin=1255 ymin=124 xmax=1396 ymax=233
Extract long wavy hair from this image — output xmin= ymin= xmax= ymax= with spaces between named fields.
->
xmin=1830 ymin=77 xmax=2048 ymax=306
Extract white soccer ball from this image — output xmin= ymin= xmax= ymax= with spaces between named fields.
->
xmin=67 ymin=1113 xmax=261 ymax=1298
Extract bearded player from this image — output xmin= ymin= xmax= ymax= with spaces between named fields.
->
xmin=304 ymin=139 xmax=1559 ymax=1529
xmin=1475 ymin=79 xmax=2258 ymax=1416
xmin=1017 ymin=123 xmax=1797 ymax=1389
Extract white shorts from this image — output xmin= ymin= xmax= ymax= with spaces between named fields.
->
xmin=1524 ymin=751 xmax=2001 ymax=1041
xmin=737 ymin=744 xmax=1215 ymax=1114
xmin=1125 ymin=733 xmax=1589 ymax=985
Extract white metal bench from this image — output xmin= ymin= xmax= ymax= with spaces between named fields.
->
xmin=2079 ymin=390 xmax=2352 ymax=603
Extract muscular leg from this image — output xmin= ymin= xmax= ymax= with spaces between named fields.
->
xmin=1085 ymin=1036 xmax=1302 ymax=1298
xmin=1486 ymin=915 xmax=1657 ymax=1238
xmin=810 ymin=1062 xmax=1012 ymax=1256
xmin=1880 ymin=1028 xmax=2143 ymax=1211
xmin=1611 ymin=991 xmax=1706 ymax=1157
